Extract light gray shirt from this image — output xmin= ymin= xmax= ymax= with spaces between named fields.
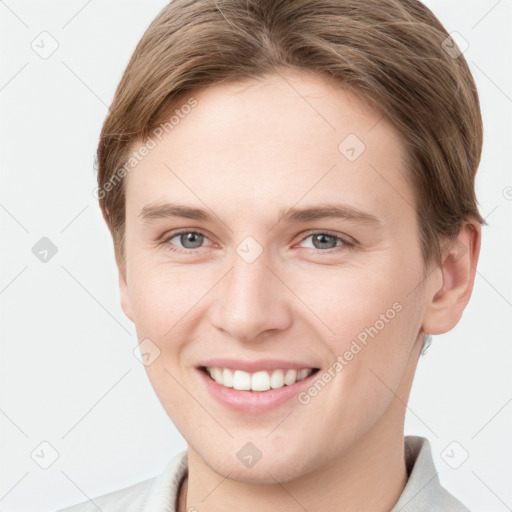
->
xmin=57 ymin=435 xmax=470 ymax=511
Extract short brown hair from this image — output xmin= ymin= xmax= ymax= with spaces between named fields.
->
xmin=96 ymin=0 xmax=486 ymax=274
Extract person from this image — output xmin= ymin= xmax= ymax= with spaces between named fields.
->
xmin=58 ymin=0 xmax=485 ymax=510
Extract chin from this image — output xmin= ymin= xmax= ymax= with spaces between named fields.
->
xmin=200 ymin=444 xmax=317 ymax=484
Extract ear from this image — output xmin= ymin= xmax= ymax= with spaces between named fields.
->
xmin=422 ymin=219 xmax=482 ymax=335
xmin=118 ymin=259 xmax=134 ymax=323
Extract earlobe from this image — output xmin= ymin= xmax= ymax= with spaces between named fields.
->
xmin=118 ymin=264 xmax=134 ymax=323
xmin=422 ymin=220 xmax=481 ymax=336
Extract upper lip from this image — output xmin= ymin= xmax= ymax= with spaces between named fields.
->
xmin=197 ymin=358 xmax=320 ymax=373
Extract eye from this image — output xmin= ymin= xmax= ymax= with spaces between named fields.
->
xmin=163 ymin=230 xmax=211 ymax=253
xmin=297 ymin=231 xmax=354 ymax=252
xmin=162 ymin=229 xmax=355 ymax=255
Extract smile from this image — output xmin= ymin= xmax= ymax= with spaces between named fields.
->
xmin=202 ymin=366 xmax=318 ymax=391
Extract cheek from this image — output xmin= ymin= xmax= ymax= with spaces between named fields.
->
xmin=298 ymin=262 xmax=405 ymax=341
xmin=304 ymin=259 xmax=421 ymax=393
xmin=127 ymin=264 xmax=200 ymax=419
xmin=128 ymin=258 xmax=201 ymax=328
xmin=127 ymin=261 xmax=214 ymax=389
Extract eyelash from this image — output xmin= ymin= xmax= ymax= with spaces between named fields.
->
xmin=161 ymin=229 xmax=355 ymax=255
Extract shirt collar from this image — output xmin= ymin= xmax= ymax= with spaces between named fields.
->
xmin=390 ymin=436 xmax=469 ymax=511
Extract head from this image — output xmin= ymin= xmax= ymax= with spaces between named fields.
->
xmin=96 ymin=0 xmax=484 ymax=482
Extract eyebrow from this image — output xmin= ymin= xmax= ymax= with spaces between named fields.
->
xmin=139 ymin=201 xmax=381 ymax=226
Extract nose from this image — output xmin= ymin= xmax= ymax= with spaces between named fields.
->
xmin=210 ymin=248 xmax=293 ymax=343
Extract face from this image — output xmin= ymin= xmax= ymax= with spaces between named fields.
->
xmin=119 ymin=69 xmax=434 ymax=483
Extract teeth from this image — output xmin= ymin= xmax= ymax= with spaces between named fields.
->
xmin=251 ymin=371 xmax=271 ymax=391
xmin=211 ymin=367 xmax=223 ymax=385
xmin=222 ymin=368 xmax=233 ymax=387
xmin=284 ymin=369 xmax=297 ymax=385
xmin=233 ymin=370 xmax=251 ymax=390
xmin=205 ymin=367 xmax=314 ymax=391
xmin=270 ymin=369 xmax=284 ymax=389
xmin=297 ymin=368 xmax=310 ymax=380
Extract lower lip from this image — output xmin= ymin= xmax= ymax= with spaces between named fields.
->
xmin=196 ymin=368 xmax=319 ymax=414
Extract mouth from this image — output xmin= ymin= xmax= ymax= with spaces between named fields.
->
xmin=196 ymin=365 xmax=321 ymax=414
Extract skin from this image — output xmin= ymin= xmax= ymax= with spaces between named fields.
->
xmin=118 ymin=68 xmax=481 ymax=512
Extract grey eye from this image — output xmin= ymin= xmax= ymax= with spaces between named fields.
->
xmin=171 ymin=231 xmax=205 ymax=249
xmin=303 ymin=233 xmax=341 ymax=250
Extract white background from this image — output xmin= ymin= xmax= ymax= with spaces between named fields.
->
xmin=0 ymin=1 xmax=511 ymax=510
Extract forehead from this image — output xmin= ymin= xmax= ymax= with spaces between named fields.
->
xmin=125 ymin=69 xmax=414 ymax=227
